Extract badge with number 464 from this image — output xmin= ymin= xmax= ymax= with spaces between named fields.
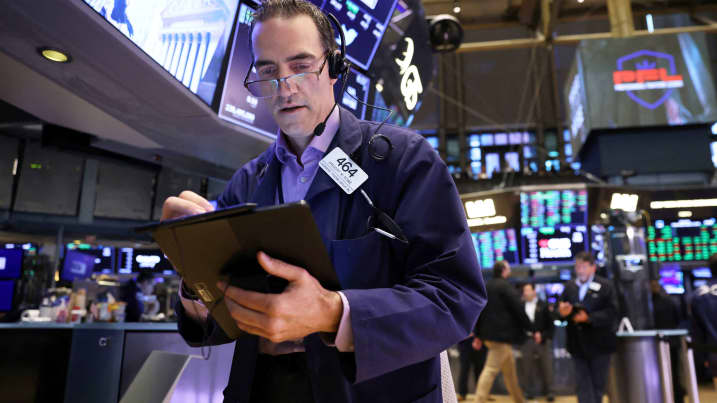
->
xmin=319 ymin=147 xmax=368 ymax=195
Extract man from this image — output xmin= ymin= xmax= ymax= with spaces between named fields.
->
xmin=691 ymin=253 xmax=717 ymax=392
xmin=456 ymin=333 xmax=486 ymax=401
xmin=520 ymin=283 xmax=555 ymax=401
xmin=558 ymin=251 xmax=617 ymax=403
xmin=473 ymin=261 xmax=531 ymax=403
xmin=119 ymin=271 xmax=156 ymax=322
xmin=161 ymin=1 xmax=487 ymax=402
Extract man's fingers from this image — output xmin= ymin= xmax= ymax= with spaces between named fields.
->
xmin=256 ymin=251 xmax=304 ymax=282
xmin=223 ymin=293 xmax=269 ymax=329
xmin=161 ymin=197 xmax=207 ymax=221
xmin=178 ymin=190 xmax=215 ymax=213
xmin=218 ymin=282 xmax=274 ymax=314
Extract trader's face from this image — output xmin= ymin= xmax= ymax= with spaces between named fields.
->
xmin=251 ymin=15 xmax=337 ymax=140
xmin=522 ymin=284 xmax=536 ymax=301
xmin=574 ymin=259 xmax=596 ymax=283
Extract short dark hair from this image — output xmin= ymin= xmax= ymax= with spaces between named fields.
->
xmin=575 ymin=251 xmax=596 ymax=265
xmin=493 ymin=260 xmax=509 ymax=278
xmin=522 ymin=282 xmax=536 ymax=291
xmin=709 ymin=253 xmax=717 ymax=278
xmin=250 ymin=0 xmax=338 ymax=57
xmin=136 ymin=271 xmax=155 ymax=284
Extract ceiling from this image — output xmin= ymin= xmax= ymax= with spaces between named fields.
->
xmin=0 ymin=0 xmax=272 ymax=178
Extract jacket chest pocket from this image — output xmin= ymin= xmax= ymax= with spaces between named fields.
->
xmin=329 ymin=231 xmax=407 ymax=289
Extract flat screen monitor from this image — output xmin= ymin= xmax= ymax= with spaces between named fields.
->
xmin=0 ymin=249 xmax=22 ymax=279
xmin=3 ymin=243 xmax=39 ymax=255
xmin=520 ymin=189 xmax=588 ymax=228
xmin=321 ymin=0 xmax=398 ymax=70
xmin=659 ymin=264 xmax=685 ymax=295
xmin=65 ymin=244 xmax=115 ymax=274
xmin=0 ymin=280 xmax=14 ymax=312
xmin=559 ymin=269 xmax=572 ymax=281
xmin=471 ymin=229 xmax=519 ymax=270
xmin=693 ymin=279 xmax=708 ymax=288
xmin=336 ymin=68 xmax=371 ymax=119
xmin=83 ymin=0 xmax=239 ymax=105
xmin=218 ymin=2 xmax=279 ymax=137
xmin=61 ymin=250 xmax=96 ymax=282
xmin=647 ymin=218 xmax=717 ymax=262
xmin=117 ymin=248 xmax=174 ymax=275
xmin=521 ymin=225 xmax=588 ymax=265
xmin=692 ymin=267 xmax=712 ymax=278
xmin=537 ymin=282 xmax=565 ymax=304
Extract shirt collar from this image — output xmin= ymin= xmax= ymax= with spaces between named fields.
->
xmin=275 ymin=107 xmax=340 ymax=165
xmin=526 ymin=297 xmax=538 ymax=305
xmin=576 ymin=274 xmax=595 ymax=287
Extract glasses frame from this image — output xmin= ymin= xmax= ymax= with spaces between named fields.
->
xmin=243 ymin=53 xmax=329 ymax=98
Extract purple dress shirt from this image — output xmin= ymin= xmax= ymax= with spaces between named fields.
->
xmin=259 ymin=107 xmax=355 ymax=355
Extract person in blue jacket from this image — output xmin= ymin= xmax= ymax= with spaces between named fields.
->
xmin=160 ymin=1 xmax=487 ymax=402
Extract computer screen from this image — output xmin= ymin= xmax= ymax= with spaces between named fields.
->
xmin=218 ymin=2 xmax=279 ymax=138
xmin=336 ymin=68 xmax=371 ymax=119
xmin=692 ymin=267 xmax=712 ymax=278
xmin=61 ymin=250 xmax=96 ymax=282
xmin=659 ymin=264 xmax=685 ymax=295
xmin=520 ymin=189 xmax=588 ymax=228
xmin=647 ymin=218 xmax=717 ymax=262
xmin=0 ymin=280 xmax=14 ymax=312
xmin=320 ymin=0 xmax=399 ymax=70
xmin=3 ymin=243 xmax=39 ymax=255
xmin=117 ymin=248 xmax=174 ymax=275
xmin=520 ymin=225 xmax=588 ymax=265
xmin=537 ymin=282 xmax=565 ymax=304
xmin=65 ymin=244 xmax=115 ymax=274
xmin=693 ymin=279 xmax=708 ymax=288
xmin=0 ymin=249 xmax=23 ymax=279
xmin=82 ymin=0 xmax=239 ymax=105
xmin=471 ymin=229 xmax=519 ymax=270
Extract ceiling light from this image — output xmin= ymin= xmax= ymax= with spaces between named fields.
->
xmin=38 ymin=47 xmax=71 ymax=63
xmin=577 ymin=0 xmax=585 ymax=3
xmin=453 ymin=5 xmax=461 ymax=13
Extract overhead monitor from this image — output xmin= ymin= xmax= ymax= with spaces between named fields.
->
xmin=82 ymin=0 xmax=240 ymax=105
xmin=3 ymin=243 xmax=39 ymax=255
xmin=647 ymin=218 xmax=717 ymax=262
xmin=0 ymin=249 xmax=23 ymax=279
xmin=520 ymin=189 xmax=588 ymax=228
xmin=218 ymin=2 xmax=279 ymax=138
xmin=471 ymin=229 xmax=519 ymax=270
xmin=66 ymin=244 xmax=115 ymax=274
xmin=536 ymin=283 xmax=565 ymax=304
xmin=117 ymin=248 xmax=174 ymax=275
xmin=321 ymin=0 xmax=399 ymax=70
xmin=0 ymin=280 xmax=14 ymax=312
xmin=659 ymin=264 xmax=685 ymax=295
xmin=692 ymin=267 xmax=712 ymax=278
xmin=61 ymin=250 xmax=96 ymax=282
xmin=521 ymin=225 xmax=589 ymax=265
xmin=336 ymin=68 xmax=371 ymax=119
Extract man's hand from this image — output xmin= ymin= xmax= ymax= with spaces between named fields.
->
xmin=534 ymin=331 xmax=542 ymax=345
xmin=217 ymin=251 xmax=343 ymax=343
xmin=573 ymin=310 xmax=589 ymax=323
xmin=161 ymin=190 xmax=214 ymax=221
xmin=162 ymin=191 xmax=215 ymax=323
xmin=472 ymin=337 xmax=483 ymax=351
xmin=558 ymin=301 xmax=573 ymax=318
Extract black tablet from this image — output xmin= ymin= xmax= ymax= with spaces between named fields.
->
xmin=138 ymin=201 xmax=339 ymax=339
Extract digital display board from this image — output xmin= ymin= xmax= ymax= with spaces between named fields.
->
xmin=521 ymin=225 xmax=588 ymax=265
xmin=520 ymin=189 xmax=588 ymax=228
xmin=218 ymin=2 xmax=279 ymax=138
xmin=322 ymin=0 xmax=398 ymax=70
xmin=117 ymin=248 xmax=174 ymax=275
xmin=61 ymin=250 xmax=96 ymax=282
xmin=471 ymin=229 xmax=519 ymax=270
xmin=659 ymin=264 xmax=685 ymax=295
xmin=0 ymin=280 xmax=14 ymax=312
xmin=0 ymin=249 xmax=22 ymax=279
xmin=335 ymin=68 xmax=370 ymax=119
xmin=66 ymin=244 xmax=115 ymax=274
xmin=647 ymin=218 xmax=717 ymax=262
xmin=83 ymin=0 xmax=239 ymax=105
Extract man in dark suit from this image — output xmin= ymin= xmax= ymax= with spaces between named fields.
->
xmin=520 ymin=282 xmax=555 ymax=401
xmin=474 ymin=261 xmax=532 ymax=403
xmin=558 ymin=251 xmax=618 ymax=403
xmin=691 ymin=253 xmax=717 ymax=392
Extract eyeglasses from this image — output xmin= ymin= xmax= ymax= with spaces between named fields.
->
xmin=243 ymin=54 xmax=329 ymax=98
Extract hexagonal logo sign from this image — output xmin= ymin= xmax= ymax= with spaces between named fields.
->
xmin=612 ymin=50 xmax=684 ymax=110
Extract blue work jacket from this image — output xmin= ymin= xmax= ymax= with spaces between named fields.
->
xmin=176 ymin=107 xmax=487 ymax=403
